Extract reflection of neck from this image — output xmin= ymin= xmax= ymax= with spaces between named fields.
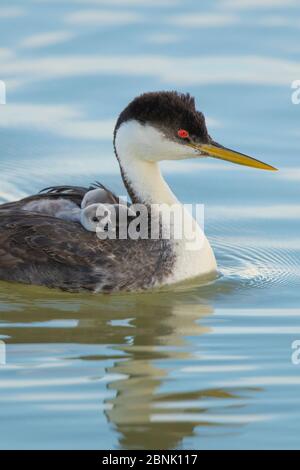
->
xmin=104 ymin=301 xmax=213 ymax=448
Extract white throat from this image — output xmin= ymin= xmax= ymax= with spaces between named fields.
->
xmin=115 ymin=120 xmax=187 ymax=205
xmin=114 ymin=120 xmax=217 ymax=283
xmin=120 ymin=155 xmax=178 ymax=206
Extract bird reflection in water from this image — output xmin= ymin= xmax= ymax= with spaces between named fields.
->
xmin=0 ymin=282 xmax=260 ymax=449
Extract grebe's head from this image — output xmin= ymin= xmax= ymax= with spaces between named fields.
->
xmin=80 ymin=203 xmax=135 ymax=233
xmin=80 ymin=203 xmax=111 ymax=232
xmin=81 ymin=188 xmax=112 ymax=209
xmin=114 ymin=91 xmax=276 ymax=170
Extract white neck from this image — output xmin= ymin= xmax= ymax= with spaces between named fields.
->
xmin=121 ymin=157 xmax=179 ymax=206
xmin=115 ymin=120 xmax=188 ymax=205
xmin=114 ymin=120 xmax=217 ymax=283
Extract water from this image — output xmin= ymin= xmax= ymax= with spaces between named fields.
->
xmin=0 ymin=0 xmax=300 ymax=450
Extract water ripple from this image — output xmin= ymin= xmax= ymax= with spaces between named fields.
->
xmin=213 ymin=236 xmax=300 ymax=290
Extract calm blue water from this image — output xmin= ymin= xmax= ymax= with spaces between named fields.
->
xmin=0 ymin=0 xmax=300 ymax=450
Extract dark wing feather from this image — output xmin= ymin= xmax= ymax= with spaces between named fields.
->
xmin=40 ymin=182 xmax=121 ymax=204
xmin=39 ymin=185 xmax=90 ymax=195
xmin=0 ymin=210 xmax=119 ymax=292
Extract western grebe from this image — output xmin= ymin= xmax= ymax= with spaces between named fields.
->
xmin=0 ymin=91 xmax=276 ymax=293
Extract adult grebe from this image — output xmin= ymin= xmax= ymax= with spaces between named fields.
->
xmin=0 ymin=91 xmax=276 ymax=293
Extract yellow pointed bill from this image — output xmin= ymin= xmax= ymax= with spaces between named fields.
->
xmin=189 ymin=142 xmax=277 ymax=171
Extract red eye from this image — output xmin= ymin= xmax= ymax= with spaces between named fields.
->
xmin=177 ymin=129 xmax=189 ymax=139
